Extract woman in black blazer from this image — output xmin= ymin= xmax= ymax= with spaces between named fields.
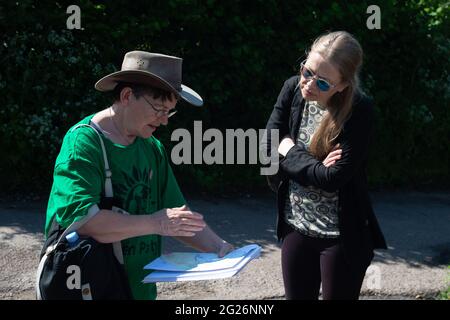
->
xmin=264 ymin=31 xmax=387 ymax=300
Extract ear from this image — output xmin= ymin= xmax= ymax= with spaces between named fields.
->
xmin=120 ymin=87 xmax=133 ymax=106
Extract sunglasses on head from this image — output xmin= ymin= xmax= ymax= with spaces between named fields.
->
xmin=300 ymin=60 xmax=337 ymax=92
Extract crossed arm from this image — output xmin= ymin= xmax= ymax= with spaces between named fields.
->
xmin=265 ymin=79 xmax=374 ymax=192
xmin=277 ymin=103 xmax=373 ymax=192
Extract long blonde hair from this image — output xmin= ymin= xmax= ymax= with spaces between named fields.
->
xmin=306 ymin=31 xmax=363 ymax=160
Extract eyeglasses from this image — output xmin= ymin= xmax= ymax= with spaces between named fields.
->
xmin=141 ymin=95 xmax=177 ymax=118
xmin=300 ymin=60 xmax=337 ymax=92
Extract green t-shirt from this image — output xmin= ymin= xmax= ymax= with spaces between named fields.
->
xmin=45 ymin=114 xmax=186 ymax=300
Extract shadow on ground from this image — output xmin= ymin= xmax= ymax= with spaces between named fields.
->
xmin=163 ymin=191 xmax=450 ymax=269
xmin=0 ymin=190 xmax=448 ymax=299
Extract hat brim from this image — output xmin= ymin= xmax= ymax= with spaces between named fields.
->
xmin=95 ymin=70 xmax=203 ymax=107
xmin=180 ymin=84 xmax=203 ymax=107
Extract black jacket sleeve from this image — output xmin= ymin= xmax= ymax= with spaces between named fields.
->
xmin=279 ymin=97 xmax=374 ymax=193
xmin=262 ymin=76 xmax=299 ymax=156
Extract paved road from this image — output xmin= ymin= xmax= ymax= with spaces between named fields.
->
xmin=0 ymin=191 xmax=448 ymax=300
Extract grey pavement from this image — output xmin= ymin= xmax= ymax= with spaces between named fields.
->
xmin=0 ymin=191 xmax=448 ymax=300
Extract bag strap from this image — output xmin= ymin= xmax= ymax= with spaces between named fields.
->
xmin=46 ymin=124 xmax=118 ymax=251
xmin=72 ymin=123 xmax=113 ymax=198
xmin=71 ymin=124 xmax=125 ymax=264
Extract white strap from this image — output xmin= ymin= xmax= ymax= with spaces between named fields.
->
xmin=35 ymin=252 xmax=48 ymax=300
xmin=71 ymin=124 xmax=113 ymax=198
xmin=70 ymin=124 xmax=124 ymax=264
xmin=68 ymin=124 xmax=123 ymax=262
xmin=53 ymin=124 xmax=123 ymax=254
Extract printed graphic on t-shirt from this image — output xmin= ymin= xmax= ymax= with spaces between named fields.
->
xmin=113 ymin=166 xmax=154 ymax=215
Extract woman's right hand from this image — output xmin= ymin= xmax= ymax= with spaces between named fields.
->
xmin=151 ymin=205 xmax=206 ymax=237
xmin=322 ymin=144 xmax=342 ymax=167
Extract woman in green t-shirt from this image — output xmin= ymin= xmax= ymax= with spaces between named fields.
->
xmin=45 ymin=51 xmax=233 ymax=300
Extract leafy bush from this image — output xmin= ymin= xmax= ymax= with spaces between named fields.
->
xmin=0 ymin=0 xmax=448 ymax=194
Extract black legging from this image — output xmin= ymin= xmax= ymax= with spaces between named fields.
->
xmin=281 ymin=228 xmax=372 ymax=300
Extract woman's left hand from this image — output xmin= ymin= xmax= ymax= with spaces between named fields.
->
xmin=322 ymin=144 xmax=342 ymax=167
xmin=217 ymin=240 xmax=234 ymax=258
xmin=278 ymin=136 xmax=295 ymax=157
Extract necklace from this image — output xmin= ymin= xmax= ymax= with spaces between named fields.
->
xmin=109 ymin=106 xmax=132 ymax=145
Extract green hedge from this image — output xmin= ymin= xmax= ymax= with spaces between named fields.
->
xmin=0 ymin=0 xmax=449 ymax=194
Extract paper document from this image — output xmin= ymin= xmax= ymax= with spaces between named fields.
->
xmin=144 ymin=244 xmax=260 ymax=272
xmin=142 ymin=244 xmax=261 ymax=283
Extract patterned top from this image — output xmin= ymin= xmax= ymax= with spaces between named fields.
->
xmin=284 ymin=101 xmax=340 ymax=238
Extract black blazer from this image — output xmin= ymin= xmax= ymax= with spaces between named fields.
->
xmin=264 ymin=76 xmax=387 ymax=267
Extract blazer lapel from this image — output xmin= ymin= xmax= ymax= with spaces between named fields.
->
xmin=290 ymin=88 xmax=305 ymax=138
